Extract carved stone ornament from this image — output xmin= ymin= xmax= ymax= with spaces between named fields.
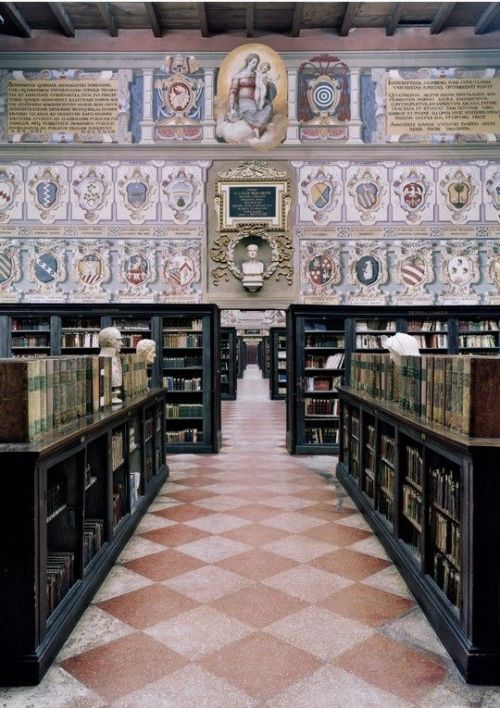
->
xmin=72 ymin=241 xmax=111 ymax=297
xmin=347 ymin=241 xmax=388 ymax=299
xmin=160 ymin=241 xmax=201 ymax=298
xmin=485 ymin=241 xmax=500 ymax=304
xmin=72 ymin=168 xmax=112 ymax=223
xmin=210 ymin=226 xmax=293 ymax=287
xmin=28 ymin=167 xmax=67 ymax=223
xmin=301 ymin=241 xmax=342 ymax=297
xmin=393 ymin=168 xmax=431 ymax=224
xmin=347 ymin=168 xmax=387 ymax=224
xmin=154 ymin=54 xmax=204 ymax=142
xmin=486 ymin=170 xmax=500 ymax=218
xmin=300 ymin=167 xmax=340 ymax=224
xmin=394 ymin=240 xmax=434 ymax=303
xmin=0 ymin=168 xmax=21 ymax=223
xmin=439 ymin=241 xmax=480 ymax=298
xmin=162 ymin=168 xmax=201 ymax=224
xmin=117 ymin=167 xmax=157 ymax=223
xmin=214 ymin=161 xmax=291 ymax=232
xmin=439 ymin=168 xmax=478 ymax=223
xmin=28 ymin=241 xmax=67 ymax=295
xmin=0 ymin=241 xmax=21 ymax=294
xmin=117 ymin=241 xmax=156 ymax=295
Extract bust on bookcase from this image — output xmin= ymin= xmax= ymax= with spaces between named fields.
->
xmin=98 ymin=327 xmax=123 ymax=404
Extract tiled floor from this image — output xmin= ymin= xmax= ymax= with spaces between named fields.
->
xmin=2 ymin=365 xmax=500 ymax=706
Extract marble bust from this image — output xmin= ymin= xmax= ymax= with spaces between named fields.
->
xmin=242 ymin=243 xmax=264 ymax=292
xmin=98 ymin=326 xmax=123 ymax=404
xmin=136 ymin=338 xmax=157 ymax=364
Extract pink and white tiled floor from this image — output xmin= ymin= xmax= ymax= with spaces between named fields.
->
xmin=2 ymin=365 xmax=500 ymax=706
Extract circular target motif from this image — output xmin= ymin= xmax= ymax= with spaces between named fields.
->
xmin=312 ymin=82 xmax=336 ymax=110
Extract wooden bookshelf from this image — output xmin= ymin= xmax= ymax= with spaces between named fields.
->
xmin=337 ymin=385 xmax=500 ymax=684
xmin=220 ymin=327 xmax=237 ymax=400
xmin=269 ymin=327 xmax=287 ymax=400
xmin=0 ymin=389 xmax=168 ymax=686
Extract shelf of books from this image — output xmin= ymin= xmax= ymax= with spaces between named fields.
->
xmin=286 ymin=308 xmax=346 ymax=454
xmin=161 ymin=306 xmax=221 ymax=453
xmin=337 ymin=352 xmax=500 ymax=684
xmin=0 ymin=387 xmax=168 ymax=685
xmin=60 ymin=316 xmax=102 ymax=353
xmin=258 ymin=335 xmax=270 ymax=379
xmin=270 ymin=327 xmax=287 ymax=400
xmin=10 ymin=316 xmax=53 ymax=357
xmin=457 ymin=316 xmax=500 ymax=354
xmin=220 ymin=327 xmax=237 ymax=400
xmin=405 ymin=317 xmax=449 ymax=353
xmin=111 ymin=316 xmax=151 ymax=351
xmin=354 ymin=317 xmax=397 ymax=352
xmin=237 ymin=336 xmax=247 ymax=378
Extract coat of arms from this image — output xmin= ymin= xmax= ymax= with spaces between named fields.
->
xmin=347 ymin=169 xmax=387 ymax=224
xmin=118 ymin=242 xmax=156 ymax=299
xmin=0 ymin=169 xmax=21 ymax=223
xmin=162 ymin=168 xmax=200 ymax=224
xmin=28 ymin=167 xmax=67 ymax=223
xmin=28 ymin=242 xmax=67 ymax=294
xmin=154 ymin=54 xmax=204 ymax=141
xmin=486 ymin=170 xmax=500 ymax=217
xmin=485 ymin=242 xmax=500 ymax=303
xmin=393 ymin=169 xmax=431 ymax=224
xmin=0 ymin=243 xmax=21 ymax=291
xmin=161 ymin=243 xmax=201 ymax=297
xmin=72 ymin=168 xmax=111 ymax=222
xmin=439 ymin=168 xmax=478 ymax=223
xmin=117 ymin=167 xmax=157 ymax=223
xmin=72 ymin=242 xmax=111 ymax=297
xmin=347 ymin=241 xmax=388 ymax=302
xmin=439 ymin=241 xmax=479 ymax=299
xmin=300 ymin=167 xmax=339 ymax=224
xmin=393 ymin=242 xmax=434 ymax=303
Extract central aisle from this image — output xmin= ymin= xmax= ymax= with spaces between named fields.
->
xmin=2 ymin=366 xmax=497 ymax=706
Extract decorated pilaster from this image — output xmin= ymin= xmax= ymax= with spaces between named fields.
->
xmin=347 ymin=68 xmax=363 ymax=144
xmin=286 ymin=69 xmax=300 ymax=144
xmin=139 ymin=69 xmax=155 ymax=144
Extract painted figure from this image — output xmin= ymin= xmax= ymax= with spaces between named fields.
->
xmin=226 ymin=53 xmax=277 ymax=137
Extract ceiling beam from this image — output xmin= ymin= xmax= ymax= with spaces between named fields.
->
xmin=386 ymin=2 xmax=403 ymax=36
xmin=475 ymin=2 xmax=500 ymax=34
xmin=429 ymin=2 xmax=456 ymax=34
xmin=97 ymin=2 xmax=118 ymax=37
xmin=246 ymin=3 xmax=254 ymax=38
xmin=291 ymin=2 xmax=304 ymax=37
xmin=145 ymin=2 xmax=162 ymax=37
xmin=2 ymin=2 xmax=31 ymax=37
xmin=340 ymin=2 xmax=359 ymax=36
xmin=48 ymin=2 xmax=75 ymax=37
xmin=197 ymin=2 xmax=209 ymax=37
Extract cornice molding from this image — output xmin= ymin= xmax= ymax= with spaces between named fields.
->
xmin=0 ymin=143 xmax=498 ymax=161
xmin=0 ymin=49 xmax=499 ymax=71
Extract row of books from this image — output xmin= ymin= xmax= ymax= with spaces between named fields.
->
xmin=163 ymin=356 xmax=202 ymax=368
xmin=166 ymin=403 xmax=204 ymax=418
xmin=120 ymin=354 xmax=149 ymax=401
xmin=164 ymin=318 xmax=202 ymax=331
xmin=406 ymin=446 xmax=423 ymax=488
xmin=12 ymin=335 xmax=50 ymax=347
xmin=431 ymin=467 xmax=460 ymax=520
xmin=12 ymin=318 xmax=50 ymax=331
xmin=357 ymin=320 xmax=396 ymax=332
xmin=163 ymin=376 xmax=202 ymax=392
xmin=144 ymin=417 xmax=155 ymax=440
xmin=305 ymin=426 xmax=339 ymax=444
xmin=166 ymin=428 xmax=200 ymax=443
xmin=458 ymin=319 xmax=498 ymax=331
xmin=83 ymin=519 xmax=104 ymax=567
xmin=112 ymin=482 xmax=126 ymax=528
xmin=410 ymin=334 xmax=448 ymax=349
xmin=350 ymin=352 xmax=500 ymax=437
xmin=380 ymin=433 xmax=395 ymax=465
xmin=402 ymin=484 xmax=422 ymax=529
xmin=47 ymin=551 xmax=74 ymax=616
xmin=163 ymin=333 xmax=202 ymax=348
xmin=304 ymin=397 xmax=339 ymax=416
xmin=433 ymin=509 xmax=461 ymax=568
xmin=458 ymin=334 xmax=497 ymax=348
xmin=305 ymin=376 xmax=342 ymax=392
xmin=407 ymin=320 xmax=448 ymax=332
xmin=356 ymin=335 xmax=388 ymax=349
xmin=61 ymin=332 xmax=100 ymax=348
xmin=111 ymin=431 xmax=124 ymax=471
xmin=129 ymin=471 xmax=142 ymax=511
xmin=433 ymin=553 xmax=461 ymax=608
xmin=305 ymin=335 xmax=345 ymax=348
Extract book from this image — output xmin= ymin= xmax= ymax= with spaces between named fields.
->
xmin=0 ymin=359 xmax=41 ymax=441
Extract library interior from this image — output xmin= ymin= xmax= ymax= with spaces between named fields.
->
xmin=2 ymin=1 xmax=500 ymax=704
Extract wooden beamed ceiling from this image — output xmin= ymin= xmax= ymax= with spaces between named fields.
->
xmin=0 ymin=2 xmax=499 ymax=39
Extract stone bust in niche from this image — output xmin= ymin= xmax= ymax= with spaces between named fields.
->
xmin=242 ymin=243 xmax=264 ymax=292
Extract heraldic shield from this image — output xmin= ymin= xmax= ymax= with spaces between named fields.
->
xmin=35 ymin=252 xmax=58 ymax=284
xmin=126 ymin=181 xmax=148 ymax=209
xmin=308 ymin=254 xmax=334 ymax=287
xmin=0 ymin=250 xmax=14 ymax=285
xmin=36 ymin=181 xmax=58 ymax=209
xmin=77 ymin=253 xmax=103 ymax=285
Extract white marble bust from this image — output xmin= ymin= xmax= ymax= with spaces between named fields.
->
xmin=136 ymin=338 xmax=156 ymax=364
xmin=98 ymin=326 xmax=123 ymax=404
xmin=242 ymin=243 xmax=264 ymax=292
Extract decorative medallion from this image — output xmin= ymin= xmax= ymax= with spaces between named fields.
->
xmin=161 ymin=168 xmax=200 ymax=224
xmin=154 ymin=54 xmax=204 ymax=142
xmin=393 ymin=169 xmax=431 ymax=224
xmin=347 ymin=241 xmax=388 ymax=303
xmin=486 ymin=170 xmax=500 ymax=217
xmin=117 ymin=167 xmax=157 ymax=223
xmin=0 ymin=168 xmax=21 ymax=223
xmin=439 ymin=168 xmax=478 ymax=223
xmin=439 ymin=241 xmax=480 ymax=300
xmin=300 ymin=167 xmax=340 ymax=224
xmin=28 ymin=167 xmax=66 ymax=223
xmin=161 ymin=242 xmax=201 ymax=298
xmin=394 ymin=241 xmax=434 ymax=304
xmin=0 ymin=242 xmax=21 ymax=294
xmin=347 ymin=168 xmax=387 ymax=224
xmin=72 ymin=241 xmax=111 ymax=298
xmin=72 ymin=168 xmax=112 ymax=223
xmin=298 ymin=55 xmax=350 ymax=142
xmin=301 ymin=241 xmax=341 ymax=301
xmin=28 ymin=241 xmax=67 ymax=296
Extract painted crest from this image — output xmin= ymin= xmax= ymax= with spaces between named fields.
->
xmin=307 ymin=75 xmax=341 ymax=118
xmin=0 ymin=244 xmax=21 ymax=290
xmin=28 ymin=167 xmax=66 ymax=222
xmin=439 ymin=168 xmax=478 ymax=223
xmin=347 ymin=169 xmax=387 ymax=223
xmin=117 ymin=242 xmax=156 ymax=299
xmin=393 ymin=169 xmax=431 ymax=224
xmin=439 ymin=241 xmax=479 ymax=298
xmin=124 ymin=254 xmax=149 ymax=286
xmin=117 ymin=167 xmax=156 ymax=223
xmin=0 ymin=169 xmax=21 ymax=222
xmin=28 ymin=242 xmax=67 ymax=293
xmin=486 ymin=170 xmax=500 ymax=214
xmin=71 ymin=242 xmax=111 ymax=297
xmin=300 ymin=242 xmax=341 ymax=301
xmin=300 ymin=167 xmax=339 ymax=224
xmin=298 ymin=55 xmax=350 ymax=142
xmin=347 ymin=241 xmax=388 ymax=302
xmin=485 ymin=243 xmax=500 ymax=303
xmin=393 ymin=242 xmax=434 ymax=303
xmin=162 ymin=169 xmax=200 ymax=224
xmin=72 ymin=168 xmax=111 ymax=222
xmin=161 ymin=243 xmax=201 ymax=297
xmin=154 ymin=54 xmax=204 ymax=141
